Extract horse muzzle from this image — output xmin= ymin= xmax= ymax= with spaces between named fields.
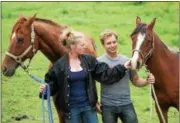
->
xmin=130 ymin=59 xmax=142 ymax=70
xmin=2 ymin=64 xmax=16 ymax=77
xmin=136 ymin=61 xmax=141 ymax=70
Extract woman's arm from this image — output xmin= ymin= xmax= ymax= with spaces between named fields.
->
xmin=39 ymin=67 xmax=58 ymax=99
xmin=44 ymin=68 xmax=58 ymax=96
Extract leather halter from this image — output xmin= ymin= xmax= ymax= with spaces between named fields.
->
xmin=132 ymin=33 xmax=154 ymax=67
xmin=5 ymin=24 xmax=37 ymax=70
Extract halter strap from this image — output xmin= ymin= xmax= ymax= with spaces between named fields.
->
xmin=5 ymin=24 xmax=37 ymax=70
xmin=132 ymin=33 xmax=155 ymax=67
xmin=132 ymin=49 xmax=144 ymax=59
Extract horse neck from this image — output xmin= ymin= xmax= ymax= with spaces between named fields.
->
xmin=33 ymin=21 xmax=67 ymax=63
xmin=146 ymin=33 xmax=177 ymax=73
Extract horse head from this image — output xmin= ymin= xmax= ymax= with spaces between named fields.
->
xmin=130 ymin=17 xmax=156 ymax=70
xmin=2 ymin=14 xmax=38 ymax=76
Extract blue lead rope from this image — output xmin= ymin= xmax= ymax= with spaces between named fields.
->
xmin=47 ymin=84 xmax=53 ymax=123
xmin=42 ymin=88 xmax=46 ymax=123
xmin=29 ymin=74 xmax=54 ymax=123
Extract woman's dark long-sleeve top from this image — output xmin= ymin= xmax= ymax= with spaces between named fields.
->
xmin=40 ymin=54 xmax=127 ymax=119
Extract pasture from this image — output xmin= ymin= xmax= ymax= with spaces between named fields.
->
xmin=1 ymin=2 xmax=179 ymax=123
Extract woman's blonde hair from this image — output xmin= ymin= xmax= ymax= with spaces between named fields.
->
xmin=61 ymin=28 xmax=84 ymax=48
xmin=61 ymin=28 xmax=77 ymax=47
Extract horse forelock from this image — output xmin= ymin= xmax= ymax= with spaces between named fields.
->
xmin=10 ymin=19 xmax=25 ymax=41
xmin=131 ymin=23 xmax=146 ymax=37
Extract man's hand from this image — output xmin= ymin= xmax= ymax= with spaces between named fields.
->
xmin=146 ymin=73 xmax=155 ymax=84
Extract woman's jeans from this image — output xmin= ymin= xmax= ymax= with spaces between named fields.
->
xmin=65 ymin=105 xmax=98 ymax=123
xmin=102 ymin=103 xmax=138 ymax=123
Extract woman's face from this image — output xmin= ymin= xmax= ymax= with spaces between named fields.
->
xmin=75 ymin=40 xmax=87 ymax=54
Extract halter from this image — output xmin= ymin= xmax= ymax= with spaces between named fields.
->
xmin=5 ymin=24 xmax=37 ymax=71
xmin=132 ymin=33 xmax=155 ymax=68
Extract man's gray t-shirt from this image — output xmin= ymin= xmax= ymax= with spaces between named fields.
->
xmin=97 ymin=54 xmax=137 ymax=106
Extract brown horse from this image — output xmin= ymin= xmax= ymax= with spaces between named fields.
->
xmin=2 ymin=14 xmax=97 ymax=123
xmin=130 ymin=17 xmax=179 ymax=123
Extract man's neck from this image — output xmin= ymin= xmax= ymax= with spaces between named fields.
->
xmin=106 ymin=52 xmax=118 ymax=59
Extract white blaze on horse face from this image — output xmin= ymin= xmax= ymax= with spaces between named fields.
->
xmin=131 ymin=32 xmax=146 ymax=69
xmin=11 ymin=32 xmax=16 ymax=40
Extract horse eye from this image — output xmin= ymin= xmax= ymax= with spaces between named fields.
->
xmin=17 ymin=38 xmax=24 ymax=44
xmin=131 ymin=35 xmax=136 ymax=41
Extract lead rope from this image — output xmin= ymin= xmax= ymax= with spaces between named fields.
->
xmin=20 ymin=65 xmax=54 ymax=123
xmin=149 ymin=84 xmax=152 ymax=123
xmin=141 ymin=67 xmax=166 ymax=123
xmin=30 ymin=74 xmax=54 ymax=123
xmin=151 ymin=85 xmax=166 ymax=123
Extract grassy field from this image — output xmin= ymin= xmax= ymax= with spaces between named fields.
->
xmin=1 ymin=2 xmax=179 ymax=123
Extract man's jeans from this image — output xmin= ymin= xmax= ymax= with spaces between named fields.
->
xmin=102 ymin=103 xmax=138 ymax=123
xmin=65 ymin=105 xmax=98 ymax=123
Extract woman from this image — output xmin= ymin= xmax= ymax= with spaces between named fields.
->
xmin=39 ymin=29 xmax=130 ymax=123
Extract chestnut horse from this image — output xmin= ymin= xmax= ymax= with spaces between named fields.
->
xmin=130 ymin=17 xmax=179 ymax=123
xmin=2 ymin=14 xmax=97 ymax=123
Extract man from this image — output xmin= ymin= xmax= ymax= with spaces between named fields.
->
xmin=97 ymin=30 xmax=155 ymax=123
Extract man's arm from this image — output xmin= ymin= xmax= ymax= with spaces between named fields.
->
xmin=131 ymin=73 xmax=155 ymax=87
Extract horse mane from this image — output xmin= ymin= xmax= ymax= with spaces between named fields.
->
xmin=166 ymin=44 xmax=179 ymax=54
xmin=158 ymin=37 xmax=179 ymax=55
xmin=166 ymin=45 xmax=179 ymax=55
xmin=13 ymin=17 xmax=66 ymax=32
xmin=161 ymin=40 xmax=169 ymax=50
xmin=35 ymin=18 xmax=62 ymax=27
xmin=130 ymin=23 xmax=146 ymax=36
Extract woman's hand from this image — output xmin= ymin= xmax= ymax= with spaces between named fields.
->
xmin=96 ymin=102 xmax=102 ymax=114
xmin=40 ymin=84 xmax=47 ymax=93
xmin=124 ymin=60 xmax=132 ymax=69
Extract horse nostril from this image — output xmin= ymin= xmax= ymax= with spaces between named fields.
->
xmin=3 ymin=65 xmax=7 ymax=72
xmin=137 ymin=61 xmax=140 ymax=69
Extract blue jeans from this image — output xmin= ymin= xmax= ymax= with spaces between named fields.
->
xmin=65 ymin=105 xmax=98 ymax=123
xmin=101 ymin=103 xmax=138 ymax=123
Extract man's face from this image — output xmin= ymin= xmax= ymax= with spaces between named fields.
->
xmin=103 ymin=35 xmax=118 ymax=54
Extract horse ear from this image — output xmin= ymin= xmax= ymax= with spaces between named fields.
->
xmin=27 ymin=14 xmax=37 ymax=26
xmin=147 ymin=18 xmax=156 ymax=31
xmin=17 ymin=14 xmax=24 ymax=20
xmin=136 ymin=16 xmax=141 ymax=26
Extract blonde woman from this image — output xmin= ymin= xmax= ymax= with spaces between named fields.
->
xmin=39 ymin=29 xmax=130 ymax=123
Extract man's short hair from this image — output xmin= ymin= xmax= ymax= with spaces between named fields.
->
xmin=100 ymin=29 xmax=118 ymax=45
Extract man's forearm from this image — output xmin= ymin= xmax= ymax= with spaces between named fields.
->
xmin=132 ymin=75 xmax=148 ymax=87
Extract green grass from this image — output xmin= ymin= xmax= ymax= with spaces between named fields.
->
xmin=2 ymin=2 xmax=179 ymax=123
